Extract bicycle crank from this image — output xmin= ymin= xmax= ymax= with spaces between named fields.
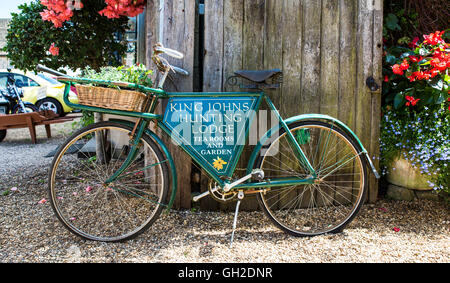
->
xmin=192 ymin=169 xmax=264 ymax=202
xmin=208 ymin=181 xmax=237 ymax=203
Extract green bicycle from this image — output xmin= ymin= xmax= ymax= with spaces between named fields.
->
xmin=38 ymin=44 xmax=379 ymax=244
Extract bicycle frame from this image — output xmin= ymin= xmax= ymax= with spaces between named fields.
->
xmin=60 ymin=78 xmax=378 ymax=210
xmin=159 ymin=91 xmax=316 ymax=183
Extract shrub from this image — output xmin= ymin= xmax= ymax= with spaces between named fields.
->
xmin=381 ymin=30 xmax=449 ymax=194
xmin=383 ymin=31 xmax=449 ymax=110
xmin=380 ymin=105 xmax=449 ymax=192
xmin=4 ymin=1 xmax=129 ymax=72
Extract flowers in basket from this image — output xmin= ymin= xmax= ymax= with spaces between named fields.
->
xmin=77 ymin=64 xmax=153 ymax=112
xmin=82 ymin=64 xmax=153 ymax=89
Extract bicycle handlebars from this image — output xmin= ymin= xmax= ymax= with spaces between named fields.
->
xmin=153 ymin=44 xmax=184 ymax=59
xmin=36 ymin=64 xmax=67 ymax=77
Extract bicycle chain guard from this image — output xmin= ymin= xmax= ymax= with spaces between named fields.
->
xmin=208 ymin=180 xmax=237 ymax=203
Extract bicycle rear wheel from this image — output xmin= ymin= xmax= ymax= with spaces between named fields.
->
xmin=256 ymin=120 xmax=368 ymax=236
xmin=48 ymin=121 xmax=169 ymax=242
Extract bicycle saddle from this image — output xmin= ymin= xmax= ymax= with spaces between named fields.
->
xmin=234 ymin=69 xmax=282 ymax=83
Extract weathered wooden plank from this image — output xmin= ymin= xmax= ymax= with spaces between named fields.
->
xmin=212 ymin=0 xmax=246 ymax=212
xmin=320 ymin=0 xmax=339 ymax=118
xmin=334 ymin=0 xmax=358 ymax=205
xmin=159 ymin=0 xmax=196 ymax=209
xmin=355 ymin=0 xmax=374 ymax=203
xmin=200 ymin=0 xmax=225 ymax=211
xmin=301 ymin=0 xmax=322 ymax=115
xmin=338 ymin=0 xmax=357 ymax=129
xmin=264 ymin=0 xmax=284 ymax=104
xmin=243 ymin=0 xmax=265 ymax=70
xmin=277 ymin=0 xmax=304 ymax=211
xmin=369 ymin=1 xmax=383 ymax=202
xmin=204 ymin=0 xmax=224 ymax=92
xmin=239 ymin=0 xmax=265 ymax=211
xmin=299 ymin=0 xmax=322 ymax=207
xmin=145 ymin=0 xmax=160 ymax=69
xmin=259 ymin=0 xmax=285 ymax=210
xmin=223 ymin=0 xmax=244 ymax=93
xmin=317 ymin=0 xmax=340 ymax=206
xmin=279 ymin=0 xmax=302 ymax=118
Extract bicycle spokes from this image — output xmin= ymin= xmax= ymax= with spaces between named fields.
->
xmin=257 ymin=122 xmax=366 ymax=236
xmin=49 ymin=123 xmax=169 ymax=242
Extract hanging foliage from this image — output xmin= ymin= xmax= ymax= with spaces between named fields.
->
xmin=40 ymin=0 xmax=146 ymax=27
xmin=4 ymin=1 xmax=131 ymax=72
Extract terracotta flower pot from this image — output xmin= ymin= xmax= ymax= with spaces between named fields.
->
xmin=386 ymin=155 xmax=434 ymax=191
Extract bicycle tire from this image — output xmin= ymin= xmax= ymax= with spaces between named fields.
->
xmin=255 ymin=120 xmax=368 ymax=236
xmin=48 ymin=121 xmax=170 ymax=242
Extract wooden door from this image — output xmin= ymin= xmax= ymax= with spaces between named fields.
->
xmin=146 ymin=0 xmax=383 ymax=209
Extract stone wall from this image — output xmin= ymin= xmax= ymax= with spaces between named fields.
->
xmin=0 ymin=19 xmax=10 ymax=69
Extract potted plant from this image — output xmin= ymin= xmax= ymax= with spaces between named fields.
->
xmin=381 ymin=30 xmax=449 ymax=196
xmin=77 ymin=64 xmax=153 ymax=112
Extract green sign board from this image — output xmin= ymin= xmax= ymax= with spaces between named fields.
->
xmin=162 ymin=96 xmax=259 ymax=176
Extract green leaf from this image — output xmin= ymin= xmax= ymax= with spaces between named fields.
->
xmin=400 ymin=51 xmax=415 ymax=58
xmin=429 ymin=78 xmax=444 ymax=91
xmin=419 ymin=58 xmax=430 ymax=65
xmin=385 ymin=54 xmax=397 ymax=64
xmin=394 ymin=93 xmax=404 ymax=109
xmin=436 ymin=91 xmax=447 ymax=104
xmin=398 ymin=36 xmax=411 ymax=45
xmin=385 ymin=14 xmax=401 ymax=31
xmin=444 ymin=74 xmax=450 ymax=83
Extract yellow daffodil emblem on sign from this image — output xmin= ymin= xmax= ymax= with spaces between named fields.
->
xmin=213 ymin=157 xmax=227 ymax=171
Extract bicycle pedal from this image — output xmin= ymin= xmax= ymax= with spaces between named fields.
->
xmin=251 ymin=169 xmax=264 ymax=181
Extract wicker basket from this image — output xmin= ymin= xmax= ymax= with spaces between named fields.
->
xmin=75 ymin=85 xmax=148 ymax=112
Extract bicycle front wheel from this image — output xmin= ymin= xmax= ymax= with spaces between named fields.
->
xmin=256 ymin=120 xmax=368 ymax=236
xmin=48 ymin=121 xmax=169 ymax=242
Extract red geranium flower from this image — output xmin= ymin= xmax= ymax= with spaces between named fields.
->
xmin=435 ymin=61 xmax=447 ymax=72
xmin=429 ymin=68 xmax=440 ymax=78
xmin=49 ymin=43 xmax=59 ymax=56
xmin=408 ymin=55 xmax=423 ymax=63
xmin=40 ymin=0 xmax=75 ymax=28
xmin=99 ymin=0 xmax=146 ymax=18
xmin=423 ymin=31 xmax=445 ymax=46
xmin=400 ymin=59 xmax=409 ymax=71
xmin=408 ymin=37 xmax=419 ymax=48
xmin=405 ymin=95 xmax=420 ymax=107
xmin=392 ymin=64 xmax=403 ymax=75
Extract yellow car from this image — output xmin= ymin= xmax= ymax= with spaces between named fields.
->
xmin=0 ymin=69 xmax=78 ymax=116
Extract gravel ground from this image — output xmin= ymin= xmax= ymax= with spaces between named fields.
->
xmin=0 ymin=122 xmax=449 ymax=263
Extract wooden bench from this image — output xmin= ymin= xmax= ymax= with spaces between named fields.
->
xmin=0 ymin=111 xmax=80 ymax=144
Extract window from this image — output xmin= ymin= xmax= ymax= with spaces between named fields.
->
xmin=0 ymin=73 xmax=40 ymax=88
xmin=37 ymin=73 xmax=60 ymax=85
xmin=0 ymin=73 xmax=7 ymax=88
xmin=123 ymin=13 xmax=146 ymax=66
